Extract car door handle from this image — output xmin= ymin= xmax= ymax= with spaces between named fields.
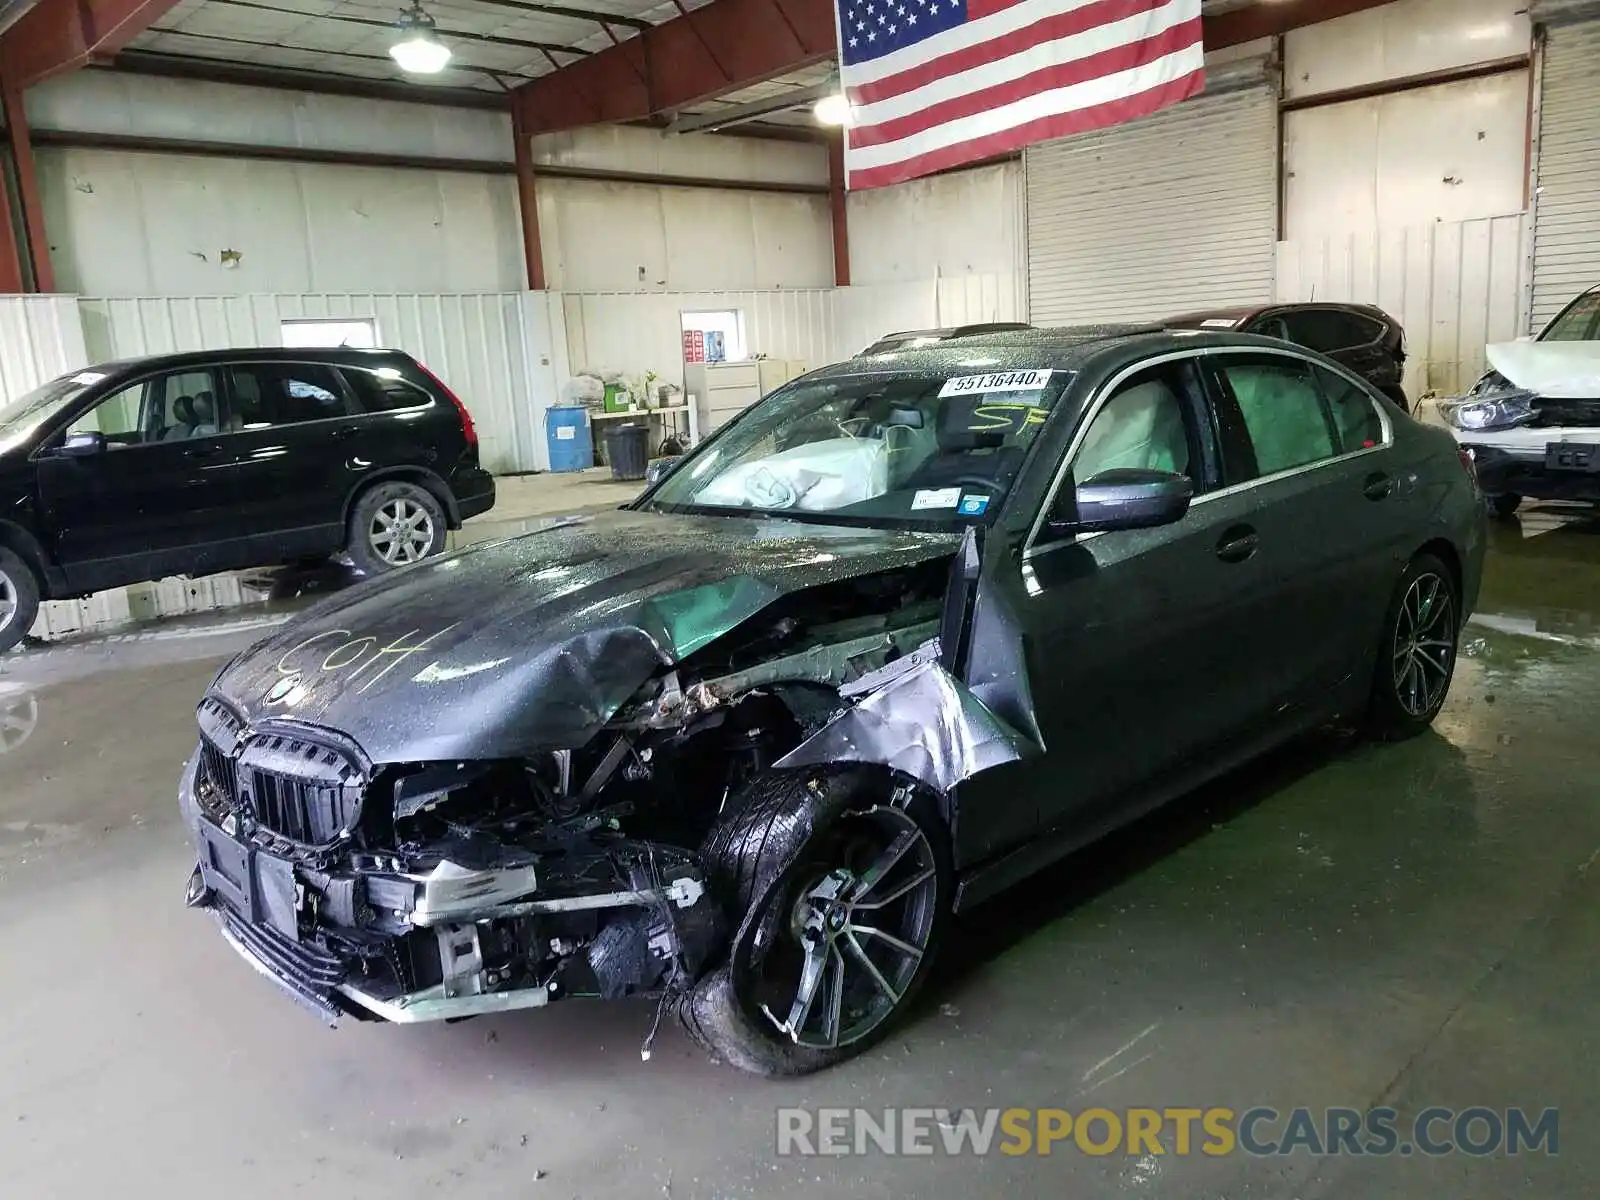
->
xmin=182 ymin=444 xmax=225 ymax=460
xmin=1363 ymin=472 xmax=1395 ymax=501
xmin=1215 ymin=525 xmax=1259 ymax=563
xmin=331 ymin=425 xmax=360 ymax=442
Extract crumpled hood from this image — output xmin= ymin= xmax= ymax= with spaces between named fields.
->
xmin=1486 ymin=340 xmax=1600 ymax=399
xmin=209 ymin=509 xmax=959 ymax=763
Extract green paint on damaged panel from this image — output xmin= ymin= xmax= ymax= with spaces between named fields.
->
xmin=641 ymin=575 xmax=783 ymax=659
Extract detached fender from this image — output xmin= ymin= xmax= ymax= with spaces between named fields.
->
xmin=773 ymin=658 xmax=1035 ymax=796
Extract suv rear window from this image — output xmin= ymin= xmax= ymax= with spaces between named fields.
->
xmin=342 ymin=366 xmax=434 ymax=413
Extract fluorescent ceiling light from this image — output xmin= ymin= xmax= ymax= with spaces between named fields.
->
xmin=813 ymin=92 xmax=853 ymax=127
xmin=390 ymin=4 xmax=452 ymax=74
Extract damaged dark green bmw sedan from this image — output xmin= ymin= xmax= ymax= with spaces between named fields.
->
xmin=181 ymin=327 xmax=1486 ymax=1075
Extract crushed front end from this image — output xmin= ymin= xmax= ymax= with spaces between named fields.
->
xmin=178 ymin=549 xmax=994 ymax=1028
xmin=180 ymin=699 xmax=723 ymax=1025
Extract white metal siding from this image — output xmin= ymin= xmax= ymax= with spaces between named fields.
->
xmin=0 ymin=296 xmax=89 ymax=404
xmin=1276 ymin=213 xmax=1528 ymax=398
xmin=1025 ymin=85 xmax=1278 ymax=324
xmin=1531 ymin=20 xmax=1600 ymax=329
xmin=561 ymin=289 xmax=835 ymax=389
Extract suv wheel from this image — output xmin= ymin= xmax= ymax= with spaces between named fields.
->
xmin=0 ymin=548 xmax=41 ymax=654
xmin=347 ymin=482 xmax=448 ymax=574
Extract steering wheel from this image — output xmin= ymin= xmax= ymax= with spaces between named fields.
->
xmin=947 ymin=474 xmax=999 ymax=495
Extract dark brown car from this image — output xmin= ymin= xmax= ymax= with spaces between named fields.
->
xmin=1164 ymin=303 xmax=1410 ymax=410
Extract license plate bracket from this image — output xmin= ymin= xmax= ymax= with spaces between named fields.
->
xmin=197 ymin=824 xmax=300 ymax=942
xmin=1544 ymin=441 xmax=1600 ymax=472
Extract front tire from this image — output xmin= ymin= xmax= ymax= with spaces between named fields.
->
xmin=675 ymin=771 xmax=952 ymax=1076
xmin=346 ymin=482 xmax=447 ymax=575
xmin=0 ymin=548 xmax=41 ymax=654
xmin=1366 ymin=552 xmax=1461 ymax=741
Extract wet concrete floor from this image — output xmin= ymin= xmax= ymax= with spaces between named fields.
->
xmin=1 ymin=505 xmax=1596 ymax=1198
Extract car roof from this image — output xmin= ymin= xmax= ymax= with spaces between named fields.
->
xmin=75 ymin=346 xmax=414 ymax=380
xmin=813 ymin=326 xmax=1300 ymax=381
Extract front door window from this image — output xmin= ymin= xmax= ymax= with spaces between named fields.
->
xmin=68 ymin=370 xmax=221 ymax=447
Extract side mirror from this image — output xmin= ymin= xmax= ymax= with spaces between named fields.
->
xmin=58 ymin=430 xmax=107 ymax=457
xmin=1051 ymin=468 xmax=1193 ymax=535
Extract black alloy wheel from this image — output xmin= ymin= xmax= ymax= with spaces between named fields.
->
xmin=1367 ymin=552 xmax=1460 ymax=740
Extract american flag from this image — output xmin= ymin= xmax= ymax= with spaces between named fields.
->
xmin=835 ymin=0 xmax=1206 ymax=189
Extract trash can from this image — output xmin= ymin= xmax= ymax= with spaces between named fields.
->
xmin=545 ymin=405 xmax=594 ymax=473
xmin=605 ymin=422 xmax=651 ymax=481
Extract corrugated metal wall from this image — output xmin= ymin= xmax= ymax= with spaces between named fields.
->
xmin=1276 ymin=213 xmax=1528 ymax=397
xmin=1530 ymin=19 xmax=1600 ymax=329
xmin=77 ymin=292 xmax=553 ymax=475
xmin=1025 ymin=83 xmax=1279 ymax=324
xmin=0 ymin=296 xmax=89 ymax=404
xmin=826 ymin=272 xmax=1025 ymax=363
xmin=562 ymin=289 xmax=835 ymax=388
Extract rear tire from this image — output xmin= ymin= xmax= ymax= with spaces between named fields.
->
xmin=1365 ymin=552 xmax=1461 ymax=741
xmin=346 ymin=481 xmax=447 ymax=575
xmin=0 ymin=547 xmax=41 ymax=654
xmin=674 ymin=771 xmax=952 ymax=1076
xmin=1485 ymin=493 xmax=1521 ymax=519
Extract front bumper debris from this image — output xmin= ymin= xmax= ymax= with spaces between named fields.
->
xmin=181 ymin=756 xmax=720 ymax=1025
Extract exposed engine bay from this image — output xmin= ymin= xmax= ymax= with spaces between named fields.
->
xmin=182 ymin=551 xmax=1028 ymax=1042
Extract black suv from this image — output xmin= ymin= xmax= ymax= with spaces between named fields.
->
xmin=0 ymin=347 xmax=495 ymax=651
xmin=1164 ymin=302 xmax=1410 ymax=409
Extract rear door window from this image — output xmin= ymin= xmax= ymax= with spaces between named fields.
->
xmin=1209 ymin=355 xmax=1338 ymax=479
xmin=1315 ymin=366 xmax=1387 ymax=453
xmin=226 ymin=363 xmax=354 ymax=429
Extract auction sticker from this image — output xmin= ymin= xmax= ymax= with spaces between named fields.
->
xmin=911 ymin=487 xmax=962 ymax=511
xmin=939 ymin=369 xmax=1053 ymax=398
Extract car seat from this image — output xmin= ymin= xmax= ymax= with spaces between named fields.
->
xmin=189 ymin=391 xmax=220 ymax=438
xmin=162 ymin=395 xmax=197 ymax=441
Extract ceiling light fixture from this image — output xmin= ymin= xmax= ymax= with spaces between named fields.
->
xmin=813 ymin=91 xmax=854 ymax=127
xmin=389 ymin=3 xmax=452 ymax=75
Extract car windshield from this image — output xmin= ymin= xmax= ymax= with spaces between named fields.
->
xmin=0 ymin=371 xmax=102 ymax=453
xmin=647 ymin=367 xmax=1069 ymax=528
xmin=1541 ymin=289 xmax=1600 ymax=341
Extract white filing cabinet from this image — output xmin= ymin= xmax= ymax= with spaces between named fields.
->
xmin=685 ymin=359 xmax=807 ymax=438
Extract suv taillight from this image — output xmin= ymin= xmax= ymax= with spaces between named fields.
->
xmin=1457 ymin=447 xmax=1481 ymax=495
xmin=418 ymin=362 xmax=477 ymax=450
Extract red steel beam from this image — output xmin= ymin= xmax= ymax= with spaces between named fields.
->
xmin=515 ymin=0 xmax=835 ymax=135
xmin=0 ymin=77 xmax=51 ymax=290
xmin=828 ymin=132 xmax=848 ymax=286
xmin=516 ymin=0 xmax=1402 ymax=135
xmin=0 ymin=0 xmax=186 ymax=87
xmin=512 ymin=106 xmax=548 ymax=291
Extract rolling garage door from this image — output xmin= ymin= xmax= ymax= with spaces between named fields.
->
xmin=1025 ymin=62 xmax=1277 ymax=325
xmin=1530 ymin=15 xmax=1600 ymax=329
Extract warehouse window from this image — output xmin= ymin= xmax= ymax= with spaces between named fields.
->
xmin=281 ymin=318 xmax=379 ymax=349
xmin=682 ymin=310 xmax=746 ymax=363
